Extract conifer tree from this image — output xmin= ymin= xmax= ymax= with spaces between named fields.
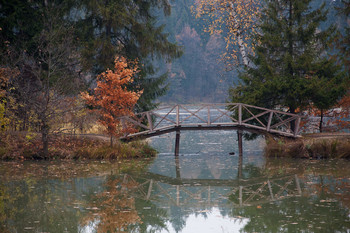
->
xmin=229 ymin=0 xmax=347 ymax=119
xmin=75 ymin=0 xmax=182 ymax=111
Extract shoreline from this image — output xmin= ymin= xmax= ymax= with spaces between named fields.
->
xmin=0 ymin=132 xmax=157 ymax=161
xmin=265 ymin=133 xmax=350 ymax=159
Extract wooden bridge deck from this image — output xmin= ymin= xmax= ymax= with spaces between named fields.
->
xmin=120 ymin=103 xmax=302 ymax=140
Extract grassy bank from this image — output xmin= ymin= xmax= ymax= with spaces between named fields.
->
xmin=265 ymin=135 xmax=350 ymax=159
xmin=0 ymin=132 xmax=157 ymax=160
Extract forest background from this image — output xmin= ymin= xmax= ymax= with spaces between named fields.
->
xmin=0 ymin=0 xmax=349 ymax=159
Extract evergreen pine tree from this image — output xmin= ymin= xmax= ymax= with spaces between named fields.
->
xmin=229 ymin=0 xmax=347 ymax=118
xmin=75 ymin=0 xmax=182 ymax=111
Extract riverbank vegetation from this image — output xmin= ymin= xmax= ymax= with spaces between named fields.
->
xmin=0 ymin=0 xmax=182 ymax=160
xmin=265 ymin=136 xmax=350 ymax=159
xmin=0 ymin=132 xmax=156 ymax=161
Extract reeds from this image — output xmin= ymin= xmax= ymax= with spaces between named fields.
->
xmin=265 ymin=136 xmax=350 ymax=159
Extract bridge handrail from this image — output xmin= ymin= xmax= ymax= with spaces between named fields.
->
xmin=132 ymin=103 xmax=299 ymax=117
xmin=120 ymin=103 xmax=303 ymax=139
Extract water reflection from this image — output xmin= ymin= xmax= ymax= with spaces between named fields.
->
xmin=0 ymin=133 xmax=350 ymax=232
xmin=82 ymin=175 xmax=141 ymax=232
xmin=80 ymin=155 xmax=350 ymax=232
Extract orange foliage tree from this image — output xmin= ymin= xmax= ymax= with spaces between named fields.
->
xmin=194 ymin=0 xmax=262 ymax=69
xmin=81 ymin=57 xmax=142 ymax=145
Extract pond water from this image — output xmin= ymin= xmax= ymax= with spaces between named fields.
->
xmin=1 ymin=130 xmax=350 ymax=232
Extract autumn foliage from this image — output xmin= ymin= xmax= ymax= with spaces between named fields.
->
xmin=333 ymin=92 xmax=350 ymax=130
xmin=194 ymin=0 xmax=262 ymax=68
xmin=81 ymin=57 xmax=142 ymax=139
xmin=300 ymin=91 xmax=350 ymax=132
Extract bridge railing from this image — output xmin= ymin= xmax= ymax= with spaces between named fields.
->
xmin=120 ymin=103 xmax=303 ymax=138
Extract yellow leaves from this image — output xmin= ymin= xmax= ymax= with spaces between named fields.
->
xmin=0 ymin=67 xmax=19 ymax=98
xmin=194 ymin=0 xmax=262 ymax=67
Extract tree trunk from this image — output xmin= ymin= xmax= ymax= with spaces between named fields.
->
xmin=110 ymin=135 xmax=113 ymax=147
xmin=41 ymin=121 xmax=49 ymax=158
xmin=230 ymin=3 xmax=249 ymax=67
xmin=319 ymin=109 xmax=324 ymax=133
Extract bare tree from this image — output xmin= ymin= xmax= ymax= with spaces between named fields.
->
xmin=11 ymin=2 xmax=83 ymax=157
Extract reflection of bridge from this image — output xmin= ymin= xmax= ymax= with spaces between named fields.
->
xmin=120 ymin=103 xmax=302 ymax=140
xmin=120 ymin=156 xmax=302 ymax=208
xmin=121 ymin=172 xmax=302 ymax=208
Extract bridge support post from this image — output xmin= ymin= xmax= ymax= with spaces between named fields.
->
xmin=175 ymin=129 xmax=180 ymax=156
xmin=237 ymin=130 xmax=243 ymax=157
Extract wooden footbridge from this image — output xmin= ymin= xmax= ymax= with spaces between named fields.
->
xmin=120 ymin=103 xmax=302 ymax=140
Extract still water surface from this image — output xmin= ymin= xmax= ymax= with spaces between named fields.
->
xmin=1 ymin=130 xmax=350 ymax=232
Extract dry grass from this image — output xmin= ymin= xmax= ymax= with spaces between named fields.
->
xmin=265 ymin=136 xmax=350 ymax=159
xmin=0 ymin=132 xmax=157 ymax=160
xmin=73 ymin=140 xmax=157 ymax=160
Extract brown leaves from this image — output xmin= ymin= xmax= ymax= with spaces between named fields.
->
xmin=302 ymin=91 xmax=350 ymax=132
xmin=81 ymin=56 xmax=142 ymax=138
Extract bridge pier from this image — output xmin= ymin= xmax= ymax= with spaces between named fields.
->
xmin=237 ymin=130 xmax=243 ymax=157
xmin=175 ymin=129 xmax=180 ymax=156
xmin=237 ymin=130 xmax=243 ymax=179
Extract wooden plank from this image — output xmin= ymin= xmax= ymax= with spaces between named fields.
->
xmin=123 ymin=116 xmax=149 ymax=130
xmin=242 ymin=103 xmax=299 ymax=117
xmin=242 ymin=105 xmax=266 ymax=127
xmin=152 ymin=111 xmax=177 ymax=126
xmin=294 ymin=117 xmax=301 ymax=136
xmin=242 ymin=110 xmax=270 ymax=126
xmin=211 ymin=107 xmax=238 ymax=123
xmin=180 ymin=105 xmax=207 ymax=124
xmin=151 ymin=106 xmax=177 ymax=128
xmin=266 ymin=112 xmax=273 ymax=131
xmin=270 ymin=116 xmax=298 ymax=130
xmin=238 ymin=103 xmax=242 ymax=125
xmin=146 ymin=112 xmax=153 ymax=131
xmin=210 ymin=122 xmax=240 ymax=126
